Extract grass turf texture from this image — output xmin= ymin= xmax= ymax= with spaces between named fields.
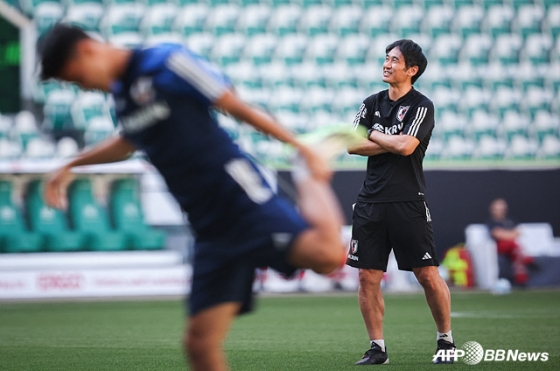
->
xmin=0 ymin=290 xmax=559 ymax=370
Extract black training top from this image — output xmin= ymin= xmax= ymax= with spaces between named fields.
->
xmin=353 ymin=87 xmax=435 ymax=203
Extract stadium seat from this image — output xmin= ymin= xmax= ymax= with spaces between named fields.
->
xmin=236 ymin=4 xmax=270 ymax=36
xmin=109 ymin=179 xmax=166 ymax=250
xmin=515 ymin=4 xmax=544 ymax=39
xmin=205 ymin=4 xmax=240 ymax=36
xmin=267 ymin=86 xmax=303 ymax=114
xmin=299 ymin=86 xmax=335 ymax=114
xmin=391 ymin=6 xmax=424 ymax=38
xmin=268 ymin=4 xmax=301 ymax=36
xmin=260 ymin=61 xmax=293 ymax=89
xmin=331 ymin=86 xmax=365 ymax=120
xmin=292 ymin=62 xmax=326 ymax=89
xmin=299 ymin=5 xmax=332 ymax=36
xmin=359 ymin=6 xmax=392 ymax=37
xmin=242 ymin=34 xmax=277 ymax=65
xmin=490 ymin=86 xmax=521 ymax=118
xmin=468 ymin=109 xmax=500 ymax=141
xmin=99 ymin=4 xmax=145 ymax=38
xmin=422 ymin=5 xmax=454 ymax=38
xmin=210 ymin=34 xmax=246 ymax=66
xmin=225 ymin=61 xmax=263 ymax=89
xmin=0 ymin=180 xmax=42 ymax=253
xmin=0 ymin=138 xmax=22 ymax=160
xmin=440 ymin=135 xmax=474 ymax=160
xmin=326 ymin=62 xmax=359 ymax=89
xmin=458 ymin=86 xmax=489 ymax=117
xmin=34 ymin=2 xmax=64 ymax=36
xmin=305 ymin=34 xmax=338 ymax=65
xmin=530 ymin=110 xmax=560 ymax=141
xmin=140 ymin=3 xmax=178 ymax=39
xmin=274 ymin=34 xmax=307 ymax=65
xmin=25 ymin=180 xmax=87 ymax=252
xmin=521 ymin=34 xmax=553 ymax=65
xmin=42 ymin=88 xmax=77 ymax=131
xmin=436 ymin=110 xmax=466 ymax=141
xmin=522 ymin=86 xmax=552 ymax=118
xmin=459 ymin=33 xmax=492 ymax=65
xmin=64 ymin=3 xmax=104 ymax=32
xmin=452 ymin=5 xmax=484 ymax=38
xmin=55 ymin=136 xmax=80 ymax=158
xmin=175 ymin=3 xmax=208 ymax=36
xmin=367 ymin=34 xmax=400 ymax=65
xmin=429 ymin=34 xmax=462 ymax=65
xmin=499 ymin=109 xmax=529 ymax=141
xmin=334 ymin=34 xmax=368 ymax=65
xmin=424 ymin=137 xmax=443 ymax=161
xmin=68 ymin=179 xmax=128 ymax=251
xmin=12 ymin=111 xmax=40 ymax=150
xmin=484 ymin=4 xmax=515 ymax=38
xmin=471 ymin=135 xmax=505 ymax=160
xmin=329 ymin=5 xmax=361 ymax=36
xmin=184 ymin=32 xmax=214 ymax=57
xmin=505 ymin=135 xmax=537 ymax=159
xmin=24 ymin=137 xmax=56 ymax=159
xmin=83 ymin=115 xmax=116 ymax=147
xmin=537 ymin=135 xmax=560 ymax=159
xmin=70 ymin=92 xmax=109 ymax=131
xmin=545 ymin=5 xmax=560 ymax=39
xmin=491 ymin=34 xmax=523 ymax=65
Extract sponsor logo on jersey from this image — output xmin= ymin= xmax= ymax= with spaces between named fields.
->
xmin=396 ymin=105 xmax=410 ymax=122
xmin=120 ymin=102 xmax=170 ymax=134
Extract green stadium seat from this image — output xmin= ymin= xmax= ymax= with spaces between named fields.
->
xmin=422 ymin=5 xmax=453 ymax=38
xmin=236 ymin=4 xmax=270 ymax=36
xmin=12 ymin=111 xmax=40 ymax=151
xmin=360 ymin=6 xmax=392 ymax=37
xmin=531 ymin=110 xmax=559 ymax=141
xmin=430 ymin=34 xmax=462 ymax=65
xmin=305 ymin=34 xmax=337 ymax=65
xmin=70 ymin=92 xmax=109 ymax=131
xmin=68 ymin=179 xmax=128 ymax=251
xmin=450 ymin=0 xmax=475 ymax=9
xmin=335 ymin=34 xmax=368 ymax=65
xmin=499 ymin=110 xmax=530 ymax=141
xmin=299 ymin=5 xmax=332 ymax=36
xmin=515 ymin=4 xmax=544 ymax=39
xmin=441 ymin=135 xmax=473 ymax=160
xmin=184 ymin=32 xmax=214 ymax=57
xmin=83 ymin=116 xmax=116 ymax=147
xmin=485 ymin=5 xmax=514 ymax=38
xmin=460 ymin=34 xmax=492 ymax=65
xmin=545 ymin=5 xmax=560 ymax=39
xmin=64 ymin=3 xmax=104 ymax=32
xmin=330 ymin=5 xmax=361 ymax=36
xmin=25 ymin=180 xmax=86 ymax=252
xmin=205 ymin=4 xmax=240 ymax=36
xmin=210 ymin=34 xmax=245 ymax=66
xmin=243 ymin=34 xmax=277 ymax=65
xmin=140 ymin=4 xmax=178 ymax=39
xmin=505 ymin=135 xmax=537 ymax=159
xmin=453 ymin=5 xmax=484 ymax=38
xmin=492 ymin=34 xmax=522 ymax=65
xmin=391 ymin=6 xmax=423 ymax=37
xmin=42 ymin=89 xmax=76 ymax=132
xmin=109 ymin=179 xmax=166 ymax=250
xmin=537 ymin=135 xmax=560 ymax=159
xmin=175 ymin=4 xmax=208 ymax=36
xmin=34 ymin=2 xmax=64 ymax=36
xmin=0 ymin=181 xmax=42 ymax=253
xmin=100 ymin=4 xmax=145 ymax=38
xmin=521 ymin=34 xmax=552 ymax=65
xmin=268 ymin=5 xmax=301 ymax=36
xmin=471 ymin=135 xmax=505 ymax=160
xmin=274 ymin=34 xmax=307 ymax=65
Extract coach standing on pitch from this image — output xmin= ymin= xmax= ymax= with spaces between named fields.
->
xmin=346 ymin=39 xmax=455 ymax=365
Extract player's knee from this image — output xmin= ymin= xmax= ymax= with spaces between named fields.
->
xmin=358 ymin=269 xmax=383 ymax=287
xmin=185 ymin=326 xmax=215 ymax=362
xmin=415 ymin=268 xmax=439 ymax=288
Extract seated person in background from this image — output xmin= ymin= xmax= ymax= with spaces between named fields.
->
xmin=486 ymin=198 xmax=533 ymax=286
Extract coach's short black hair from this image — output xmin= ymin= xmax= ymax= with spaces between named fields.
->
xmin=385 ymin=39 xmax=428 ymax=84
xmin=38 ymin=23 xmax=91 ymax=80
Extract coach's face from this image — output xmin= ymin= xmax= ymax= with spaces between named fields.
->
xmin=382 ymin=47 xmax=418 ymax=85
xmin=58 ymin=40 xmax=112 ymax=91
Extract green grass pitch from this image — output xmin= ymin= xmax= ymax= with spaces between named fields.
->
xmin=1 ymin=290 xmax=559 ymax=370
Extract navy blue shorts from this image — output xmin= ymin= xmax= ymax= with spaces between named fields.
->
xmin=188 ymin=197 xmax=309 ymax=317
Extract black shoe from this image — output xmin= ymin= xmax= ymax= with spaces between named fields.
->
xmin=355 ymin=343 xmax=389 ymax=365
xmin=432 ymin=339 xmax=456 ymax=364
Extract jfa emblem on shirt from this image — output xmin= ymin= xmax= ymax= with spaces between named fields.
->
xmin=396 ymin=106 xmax=410 ymax=122
xmin=350 ymin=239 xmax=358 ymax=254
xmin=130 ymin=77 xmax=155 ymax=105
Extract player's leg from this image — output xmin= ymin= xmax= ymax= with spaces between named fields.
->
xmin=287 ymin=174 xmax=346 ymax=274
xmin=184 ymin=302 xmax=242 ymax=371
xmin=412 ymin=266 xmax=451 ymax=333
xmin=358 ymin=268 xmax=385 ymax=340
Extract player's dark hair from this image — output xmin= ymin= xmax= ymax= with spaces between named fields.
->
xmin=38 ymin=23 xmax=91 ymax=80
xmin=385 ymin=39 xmax=427 ymax=84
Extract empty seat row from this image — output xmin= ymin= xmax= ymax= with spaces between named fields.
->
xmin=0 ymin=178 xmax=165 ymax=253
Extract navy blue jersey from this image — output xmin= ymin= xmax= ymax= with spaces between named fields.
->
xmin=111 ymin=44 xmax=276 ymax=238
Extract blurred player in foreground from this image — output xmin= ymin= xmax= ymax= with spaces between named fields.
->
xmin=346 ymin=39 xmax=455 ymax=364
xmin=38 ymin=23 xmax=359 ymax=371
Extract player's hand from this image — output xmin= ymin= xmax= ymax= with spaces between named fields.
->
xmin=44 ymin=165 xmax=74 ymax=209
xmin=297 ymin=145 xmax=333 ymax=182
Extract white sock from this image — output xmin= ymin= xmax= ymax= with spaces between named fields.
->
xmin=370 ymin=339 xmax=385 ymax=351
xmin=291 ymin=156 xmax=310 ymax=183
xmin=437 ymin=330 xmax=453 ymax=343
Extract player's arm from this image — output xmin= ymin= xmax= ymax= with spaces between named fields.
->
xmin=490 ymin=227 xmax=520 ymax=240
xmin=215 ymin=89 xmax=331 ymax=181
xmin=368 ymin=131 xmax=420 ymax=156
xmin=370 ymin=102 xmax=434 ymax=156
xmin=44 ymin=136 xmax=136 ymax=209
xmin=347 ymin=137 xmax=388 ymax=156
xmin=346 ymin=99 xmax=389 ymax=157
